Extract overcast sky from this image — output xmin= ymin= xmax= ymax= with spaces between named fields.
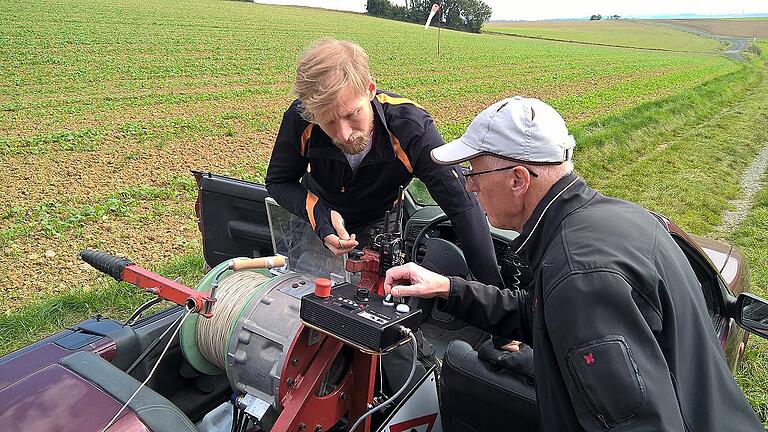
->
xmin=254 ymin=0 xmax=768 ymax=21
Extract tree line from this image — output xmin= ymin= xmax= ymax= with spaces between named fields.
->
xmin=366 ymin=0 xmax=492 ymax=33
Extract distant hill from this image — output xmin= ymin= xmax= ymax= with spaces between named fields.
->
xmin=657 ymin=18 xmax=768 ymax=38
xmin=628 ymin=13 xmax=768 ymax=20
xmin=491 ymin=13 xmax=768 ymax=23
xmin=484 ymin=20 xmax=720 ymax=52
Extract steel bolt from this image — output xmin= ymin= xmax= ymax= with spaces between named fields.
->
xmin=340 ymin=392 xmax=347 ymax=400
xmin=314 ymin=426 xmax=322 ymax=432
xmin=298 ymin=424 xmax=306 ymax=431
xmin=286 ymin=377 xmax=295 ymax=387
xmin=291 ymin=358 xmax=299 ymax=366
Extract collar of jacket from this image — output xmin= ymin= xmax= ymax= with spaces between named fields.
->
xmin=305 ymin=96 xmax=397 ymax=165
xmin=510 ymin=172 xmax=596 ymax=271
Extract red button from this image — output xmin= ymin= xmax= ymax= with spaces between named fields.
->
xmin=314 ymin=278 xmax=332 ymax=298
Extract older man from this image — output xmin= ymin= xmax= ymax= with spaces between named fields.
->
xmin=384 ymin=97 xmax=762 ymax=431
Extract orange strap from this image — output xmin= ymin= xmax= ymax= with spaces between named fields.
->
xmin=305 ymin=191 xmax=319 ymax=230
xmin=300 ymin=124 xmax=314 ymax=156
xmin=389 ymin=132 xmax=413 ymax=173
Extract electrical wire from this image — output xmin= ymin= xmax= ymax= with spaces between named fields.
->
xmin=348 ymin=328 xmax=418 ymax=432
xmin=100 ymin=307 xmax=192 ymax=432
xmin=230 ymin=400 xmax=241 ymax=432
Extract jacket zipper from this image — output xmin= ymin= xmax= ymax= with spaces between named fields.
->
xmin=567 ymin=361 xmax=611 ymax=430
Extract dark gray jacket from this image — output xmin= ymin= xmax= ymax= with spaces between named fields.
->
xmin=442 ymin=173 xmax=762 ymax=431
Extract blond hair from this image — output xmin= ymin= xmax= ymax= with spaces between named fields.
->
xmin=294 ymin=38 xmax=371 ymax=123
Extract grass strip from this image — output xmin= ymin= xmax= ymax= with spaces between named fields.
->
xmin=580 ymin=66 xmax=768 ymax=234
xmin=573 ymin=66 xmax=759 ymax=180
xmin=731 ymin=173 xmax=768 ymax=427
xmin=0 ymin=250 xmax=205 ymax=355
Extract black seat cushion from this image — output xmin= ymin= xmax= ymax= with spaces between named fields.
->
xmin=60 ymin=351 xmax=197 ymax=432
xmin=440 ymin=340 xmax=538 ymax=432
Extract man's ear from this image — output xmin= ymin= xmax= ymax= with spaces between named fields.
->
xmin=510 ymin=166 xmax=531 ymax=197
xmin=368 ymin=77 xmax=377 ymax=100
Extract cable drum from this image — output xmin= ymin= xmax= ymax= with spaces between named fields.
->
xmin=179 ymin=260 xmax=317 ymax=417
xmin=196 ymin=271 xmax=270 ymax=369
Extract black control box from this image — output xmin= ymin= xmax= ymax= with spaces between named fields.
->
xmin=300 ymin=282 xmax=421 ymax=352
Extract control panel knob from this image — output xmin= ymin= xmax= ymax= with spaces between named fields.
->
xmin=383 ymin=293 xmax=395 ymax=307
xmin=355 ymin=288 xmax=370 ymax=302
xmin=314 ymin=278 xmax=332 ymax=298
xmin=396 ymin=303 xmax=410 ymax=314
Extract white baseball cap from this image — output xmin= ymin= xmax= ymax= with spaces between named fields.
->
xmin=431 ymin=96 xmax=575 ymax=165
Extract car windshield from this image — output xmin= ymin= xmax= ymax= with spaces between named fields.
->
xmin=266 ymin=197 xmax=348 ymax=283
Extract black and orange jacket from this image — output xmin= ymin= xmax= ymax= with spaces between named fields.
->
xmin=265 ymin=90 xmax=502 ymax=285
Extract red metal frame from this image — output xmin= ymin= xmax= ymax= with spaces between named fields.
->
xmin=273 ymin=326 xmax=377 ymax=432
xmin=120 ymin=265 xmax=216 ymax=318
xmin=345 ymin=248 xmax=386 ymax=296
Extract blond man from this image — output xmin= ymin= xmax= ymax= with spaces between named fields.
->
xmin=265 ymin=38 xmax=501 ymax=286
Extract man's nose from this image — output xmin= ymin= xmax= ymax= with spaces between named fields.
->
xmin=337 ymin=121 xmax=353 ymax=143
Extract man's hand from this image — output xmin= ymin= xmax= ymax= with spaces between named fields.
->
xmin=384 ymin=262 xmax=451 ymax=299
xmin=501 ymin=340 xmax=522 ymax=352
xmin=323 ymin=210 xmax=358 ymax=255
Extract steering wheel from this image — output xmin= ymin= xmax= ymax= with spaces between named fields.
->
xmin=409 ymin=215 xmax=451 ymax=263
xmin=408 ymin=215 xmax=471 ymax=279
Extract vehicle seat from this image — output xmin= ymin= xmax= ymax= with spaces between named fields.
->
xmin=439 ymin=340 xmax=538 ymax=432
xmin=60 ymin=351 xmax=197 ymax=432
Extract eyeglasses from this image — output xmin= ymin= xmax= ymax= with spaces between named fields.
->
xmin=461 ymin=165 xmax=538 ymax=180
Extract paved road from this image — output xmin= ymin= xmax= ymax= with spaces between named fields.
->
xmin=721 ymin=37 xmax=750 ymax=62
xmin=659 ymin=22 xmax=750 ymax=61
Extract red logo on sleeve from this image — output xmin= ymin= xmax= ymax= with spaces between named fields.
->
xmin=583 ymin=352 xmax=595 ymax=365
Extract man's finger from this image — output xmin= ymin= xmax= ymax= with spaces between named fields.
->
xmin=384 ymin=265 xmax=412 ymax=290
xmin=330 ymin=211 xmax=350 ymax=240
xmin=324 ymin=234 xmax=343 ymax=255
xmin=391 ymin=284 xmax=417 ymax=297
xmin=338 ymin=237 xmax=359 ymax=251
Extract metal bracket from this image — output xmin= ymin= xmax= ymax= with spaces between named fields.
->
xmin=240 ymin=393 xmax=271 ymax=421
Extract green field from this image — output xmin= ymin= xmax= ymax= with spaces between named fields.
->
xmin=484 ymin=19 xmax=722 ymax=52
xmin=0 ymin=0 xmax=740 ymax=308
xmin=1 ymin=0 xmax=767 ymax=425
xmin=750 ymin=41 xmax=768 ymax=64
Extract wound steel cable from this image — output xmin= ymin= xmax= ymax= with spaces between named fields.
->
xmin=196 ymin=271 xmax=270 ymax=369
